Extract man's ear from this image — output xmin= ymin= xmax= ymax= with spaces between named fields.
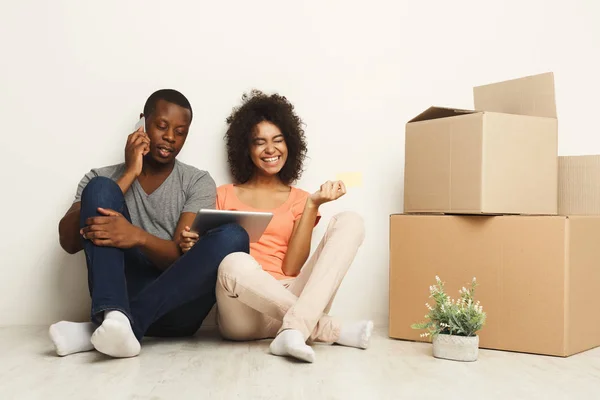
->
xmin=139 ymin=113 xmax=144 ymax=118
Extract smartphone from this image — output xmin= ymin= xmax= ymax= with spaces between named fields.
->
xmin=134 ymin=116 xmax=146 ymax=132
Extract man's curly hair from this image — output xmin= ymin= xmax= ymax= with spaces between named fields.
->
xmin=225 ymin=90 xmax=308 ymax=185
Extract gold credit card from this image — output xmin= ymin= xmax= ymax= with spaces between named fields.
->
xmin=335 ymin=172 xmax=363 ymax=188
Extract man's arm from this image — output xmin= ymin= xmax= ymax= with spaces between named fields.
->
xmin=137 ymin=212 xmax=197 ymax=270
xmin=59 ymin=202 xmax=83 ymax=254
xmin=115 ymin=127 xmax=150 ymax=193
xmin=81 ymin=208 xmax=197 ymax=271
xmin=60 ymin=128 xmax=150 ymax=255
xmin=59 ymin=168 xmax=143 ymax=255
xmin=116 ymin=171 xmax=137 ymax=195
xmin=60 ymin=167 xmax=140 ymax=250
xmin=64 ymin=203 xmax=196 ymax=272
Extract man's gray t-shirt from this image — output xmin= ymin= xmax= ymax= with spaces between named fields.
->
xmin=74 ymin=160 xmax=216 ymax=240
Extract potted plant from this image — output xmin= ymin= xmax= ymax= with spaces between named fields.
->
xmin=411 ymin=276 xmax=486 ymax=362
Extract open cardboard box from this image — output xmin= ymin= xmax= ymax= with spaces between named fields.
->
xmin=404 ymin=72 xmax=558 ymax=215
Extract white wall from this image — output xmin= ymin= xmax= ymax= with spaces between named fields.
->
xmin=1 ymin=0 xmax=599 ymax=327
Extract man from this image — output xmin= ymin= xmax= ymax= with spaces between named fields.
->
xmin=49 ymin=89 xmax=249 ymax=358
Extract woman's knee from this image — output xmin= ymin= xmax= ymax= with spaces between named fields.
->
xmin=218 ymin=252 xmax=260 ymax=278
xmin=332 ymin=211 xmax=365 ymax=240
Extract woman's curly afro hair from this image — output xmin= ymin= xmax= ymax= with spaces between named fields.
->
xmin=225 ymin=90 xmax=308 ymax=185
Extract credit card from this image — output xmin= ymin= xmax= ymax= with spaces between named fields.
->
xmin=335 ymin=172 xmax=363 ymax=188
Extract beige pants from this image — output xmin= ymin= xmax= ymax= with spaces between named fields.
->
xmin=215 ymin=211 xmax=365 ymax=343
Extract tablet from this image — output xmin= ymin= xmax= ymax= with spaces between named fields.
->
xmin=190 ymin=209 xmax=273 ymax=243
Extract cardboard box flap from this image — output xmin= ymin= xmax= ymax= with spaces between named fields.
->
xmin=473 ymin=72 xmax=556 ymax=118
xmin=408 ymin=106 xmax=477 ymax=123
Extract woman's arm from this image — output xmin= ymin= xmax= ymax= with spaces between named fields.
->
xmin=281 ymin=199 xmax=319 ymax=276
xmin=281 ymin=180 xmax=347 ymax=276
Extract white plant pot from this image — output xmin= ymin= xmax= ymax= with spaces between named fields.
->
xmin=432 ymin=334 xmax=479 ymax=362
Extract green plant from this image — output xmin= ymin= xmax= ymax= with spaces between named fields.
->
xmin=411 ymin=276 xmax=486 ymax=339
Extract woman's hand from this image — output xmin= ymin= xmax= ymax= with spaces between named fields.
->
xmin=309 ymin=180 xmax=347 ymax=208
xmin=179 ymin=226 xmax=199 ymax=254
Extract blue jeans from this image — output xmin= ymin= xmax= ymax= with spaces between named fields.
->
xmin=80 ymin=177 xmax=249 ymax=341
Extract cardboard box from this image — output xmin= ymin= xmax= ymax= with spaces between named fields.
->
xmin=404 ymin=72 xmax=558 ymax=215
xmin=389 ymin=214 xmax=600 ymax=357
xmin=559 ymin=155 xmax=600 ymax=215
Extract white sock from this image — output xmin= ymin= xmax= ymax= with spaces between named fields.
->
xmin=49 ymin=321 xmax=95 ymax=356
xmin=269 ymin=329 xmax=315 ymax=363
xmin=335 ymin=320 xmax=374 ymax=349
xmin=90 ymin=310 xmax=141 ymax=358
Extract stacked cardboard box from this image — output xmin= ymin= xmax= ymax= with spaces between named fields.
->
xmin=389 ymin=72 xmax=600 ymax=357
xmin=403 ymin=72 xmax=558 ymax=215
xmin=559 ymin=155 xmax=600 ymax=215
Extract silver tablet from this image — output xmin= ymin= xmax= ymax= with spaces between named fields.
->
xmin=190 ymin=209 xmax=273 ymax=243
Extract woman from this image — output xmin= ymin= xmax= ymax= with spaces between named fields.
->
xmin=180 ymin=90 xmax=372 ymax=363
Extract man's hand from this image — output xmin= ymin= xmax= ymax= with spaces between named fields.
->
xmin=81 ymin=208 xmax=144 ymax=249
xmin=308 ymin=180 xmax=347 ymax=208
xmin=125 ymin=127 xmax=151 ymax=178
xmin=179 ymin=226 xmax=199 ymax=254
